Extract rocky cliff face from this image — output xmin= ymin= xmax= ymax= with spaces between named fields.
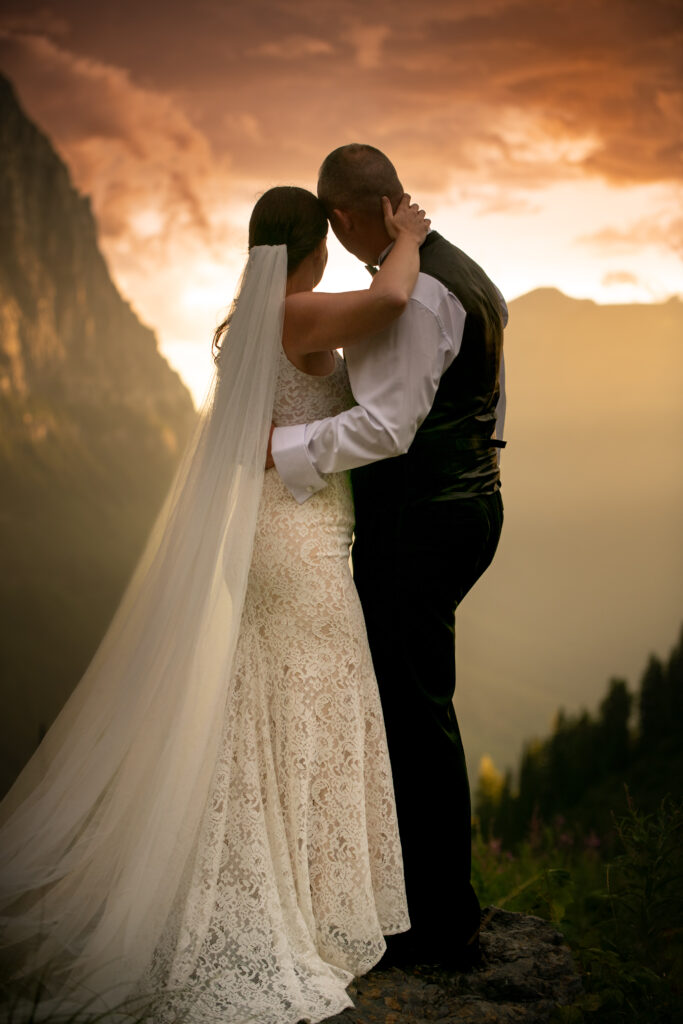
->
xmin=0 ymin=74 xmax=197 ymax=795
xmin=0 ymin=72 xmax=195 ymax=448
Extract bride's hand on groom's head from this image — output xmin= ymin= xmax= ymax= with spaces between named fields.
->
xmin=382 ymin=194 xmax=430 ymax=245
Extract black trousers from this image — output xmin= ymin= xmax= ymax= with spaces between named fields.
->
xmin=351 ymin=489 xmax=503 ymax=955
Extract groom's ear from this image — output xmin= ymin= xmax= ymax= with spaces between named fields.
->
xmin=332 ymin=208 xmax=353 ymax=233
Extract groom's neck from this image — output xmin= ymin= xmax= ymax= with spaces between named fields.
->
xmin=359 ymin=220 xmax=393 ymax=266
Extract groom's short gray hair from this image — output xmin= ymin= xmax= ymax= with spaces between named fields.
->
xmin=317 ymin=144 xmax=403 ymax=216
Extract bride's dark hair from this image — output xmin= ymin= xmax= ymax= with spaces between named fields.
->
xmin=212 ymin=186 xmax=328 ymax=362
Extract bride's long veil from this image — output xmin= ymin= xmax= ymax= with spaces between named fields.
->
xmin=0 ymin=245 xmax=287 ymax=1010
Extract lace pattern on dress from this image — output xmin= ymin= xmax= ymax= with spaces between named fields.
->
xmin=139 ymin=351 xmax=409 ymax=1024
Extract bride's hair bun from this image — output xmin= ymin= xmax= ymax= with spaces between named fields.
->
xmin=249 ymin=186 xmax=328 ymax=273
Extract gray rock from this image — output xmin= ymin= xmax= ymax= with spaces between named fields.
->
xmin=321 ymin=907 xmax=582 ymax=1023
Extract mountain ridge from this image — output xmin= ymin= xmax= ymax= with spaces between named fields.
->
xmin=508 ymin=286 xmax=681 ymax=309
xmin=0 ymin=72 xmax=196 ymax=795
xmin=0 ymin=72 xmax=194 ymax=423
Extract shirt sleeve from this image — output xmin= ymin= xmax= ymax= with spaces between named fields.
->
xmin=272 ymin=284 xmax=466 ymax=503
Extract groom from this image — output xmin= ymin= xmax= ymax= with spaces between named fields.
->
xmin=272 ymin=144 xmax=507 ymax=968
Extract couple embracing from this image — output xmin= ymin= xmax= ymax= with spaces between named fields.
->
xmin=0 ymin=144 xmax=506 ymax=1023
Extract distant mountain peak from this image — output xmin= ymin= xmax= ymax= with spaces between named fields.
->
xmin=510 ymin=286 xmax=680 ymax=311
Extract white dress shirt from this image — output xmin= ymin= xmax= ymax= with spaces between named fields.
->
xmin=273 ymin=270 xmax=508 ymax=505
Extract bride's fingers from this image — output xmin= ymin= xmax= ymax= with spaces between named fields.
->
xmin=387 ymin=193 xmax=430 ymax=237
xmin=408 ymin=202 xmax=426 ymax=219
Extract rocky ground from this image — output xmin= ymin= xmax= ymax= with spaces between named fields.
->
xmin=322 ymin=907 xmax=582 ymax=1023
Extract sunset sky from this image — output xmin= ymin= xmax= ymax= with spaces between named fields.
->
xmin=1 ymin=0 xmax=681 ymax=402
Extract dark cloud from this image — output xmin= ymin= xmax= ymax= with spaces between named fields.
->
xmin=0 ymin=27 xmax=227 ymax=247
xmin=0 ymin=0 xmax=680 ymax=191
xmin=1 ymin=0 xmax=680 ymax=269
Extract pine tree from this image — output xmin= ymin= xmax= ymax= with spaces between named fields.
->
xmin=639 ymin=655 xmax=668 ymax=751
xmin=597 ymin=678 xmax=632 ymax=773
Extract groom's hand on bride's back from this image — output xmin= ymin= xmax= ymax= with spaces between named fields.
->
xmin=265 ymin=423 xmax=275 ymax=470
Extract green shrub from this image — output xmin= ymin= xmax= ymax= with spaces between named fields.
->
xmin=474 ymin=793 xmax=683 ymax=1024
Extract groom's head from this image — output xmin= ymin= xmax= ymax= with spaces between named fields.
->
xmin=317 ymin=144 xmax=403 ymax=265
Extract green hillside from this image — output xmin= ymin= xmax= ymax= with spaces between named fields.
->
xmin=472 ymin=625 xmax=683 ymax=1023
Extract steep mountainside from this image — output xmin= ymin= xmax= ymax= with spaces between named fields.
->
xmin=0 ymin=74 xmax=196 ymax=795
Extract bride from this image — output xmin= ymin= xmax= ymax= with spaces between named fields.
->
xmin=0 ymin=185 xmax=429 ymax=1022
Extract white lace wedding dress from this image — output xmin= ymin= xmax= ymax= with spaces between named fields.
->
xmin=140 ymin=349 xmax=409 ymax=1023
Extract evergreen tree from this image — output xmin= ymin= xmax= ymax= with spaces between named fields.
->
xmin=597 ymin=678 xmax=632 ymax=773
xmin=516 ymin=739 xmax=546 ymax=830
xmin=664 ymin=626 xmax=683 ymax=746
xmin=473 ymin=624 xmax=683 ymax=846
xmin=639 ymin=655 xmax=668 ymax=751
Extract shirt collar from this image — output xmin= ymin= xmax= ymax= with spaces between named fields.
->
xmin=377 ymin=228 xmax=433 ymax=266
xmin=377 ymin=240 xmax=394 ymax=266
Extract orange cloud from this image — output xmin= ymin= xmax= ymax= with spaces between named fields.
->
xmin=581 ymin=216 xmax=683 ymax=256
xmin=0 ymin=0 xmax=679 ymax=197
xmin=0 ymin=27 xmax=233 ymax=250
xmin=248 ymin=35 xmax=334 ymax=59
xmin=1 ymin=0 xmax=680 ymax=333
xmin=601 ymin=270 xmax=640 ymax=288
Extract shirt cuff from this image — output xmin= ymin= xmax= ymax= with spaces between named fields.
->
xmin=271 ymin=424 xmax=328 ymax=504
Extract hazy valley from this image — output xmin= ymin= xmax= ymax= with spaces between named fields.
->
xmin=459 ymin=288 xmax=683 ymax=777
xmin=1 ymin=71 xmax=681 ymax=795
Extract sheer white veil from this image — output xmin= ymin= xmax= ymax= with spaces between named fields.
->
xmin=0 ymin=244 xmax=288 ymax=1012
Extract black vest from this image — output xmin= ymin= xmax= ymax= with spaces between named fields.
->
xmin=351 ymin=231 xmax=505 ymax=529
